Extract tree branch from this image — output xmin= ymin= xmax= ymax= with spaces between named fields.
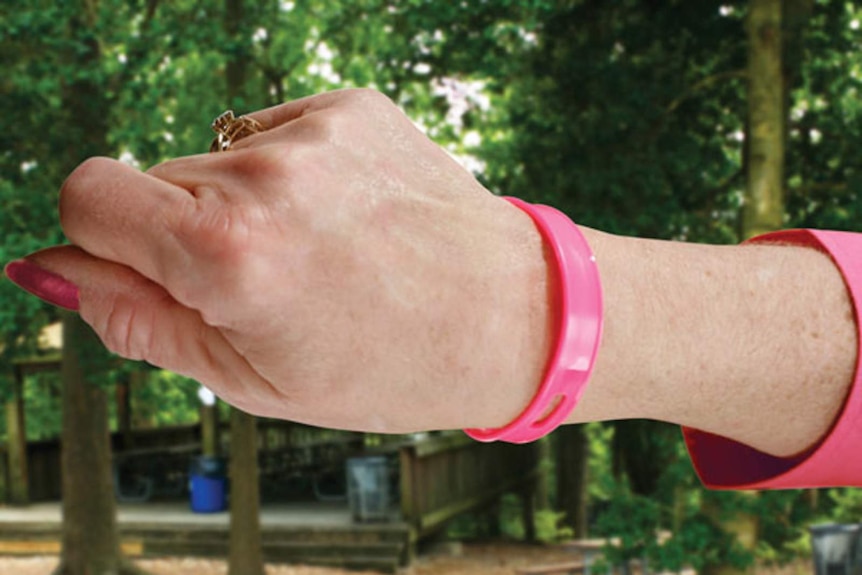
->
xmin=666 ymin=69 xmax=748 ymax=115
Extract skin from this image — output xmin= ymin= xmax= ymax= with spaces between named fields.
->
xmin=9 ymin=89 xmax=858 ymax=458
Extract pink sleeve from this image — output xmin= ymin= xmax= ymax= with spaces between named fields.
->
xmin=683 ymin=229 xmax=862 ymax=489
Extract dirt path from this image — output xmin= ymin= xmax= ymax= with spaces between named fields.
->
xmin=0 ymin=543 xmax=811 ymax=575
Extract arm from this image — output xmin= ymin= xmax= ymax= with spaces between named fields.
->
xmin=571 ymin=228 xmax=857 ymax=459
xmin=4 ymin=89 xmax=859 ymax=486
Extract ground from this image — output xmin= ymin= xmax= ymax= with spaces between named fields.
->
xmin=0 ymin=542 xmax=812 ymax=575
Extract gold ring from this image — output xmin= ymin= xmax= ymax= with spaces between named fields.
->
xmin=209 ymin=110 xmax=265 ymax=153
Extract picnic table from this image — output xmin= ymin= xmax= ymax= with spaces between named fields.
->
xmin=113 ymin=442 xmax=200 ymax=502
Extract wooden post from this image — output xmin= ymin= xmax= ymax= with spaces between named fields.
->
xmin=200 ymin=404 xmax=219 ymax=457
xmin=6 ymin=366 xmax=29 ymax=505
xmin=399 ymin=445 xmax=419 ymax=523
xmin=115 ymin=375 xmax=132 ymax=450
xmin=398 ymin=445 xmax=418 ymax=566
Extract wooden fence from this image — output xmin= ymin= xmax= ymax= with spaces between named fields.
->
xmin=398 ymin=434 xmax=540 ymax=539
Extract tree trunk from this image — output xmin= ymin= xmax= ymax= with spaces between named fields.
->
xmin=704 ymin=4 xmax=787 ymax=574
xmin=222 ymin=0 xmax=265 ymax=571
xmin=744 ymin=0 xmax=785 ymax=239
xmin=555 ymin=425 xmax=588 ymax=537
xmin=535 ymin=437 xmax=551 ymax=511
xmin=116 ymin=375 xmax=133 ymax=451
xmin=201 ymin=405 xmax=220 ymax=457
xmin=54 ymin=3 xmax=144 ymax=572
xmin=54 ymin=315 xmax=142 ymax=575
xmin=228 ymin=408 xmax=265 ymax=575
xmin=6 ymin=367 xmax=29 ymax=505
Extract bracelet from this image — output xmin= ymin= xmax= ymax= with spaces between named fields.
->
xmin=464 ymin=197 xmax=604 ymax=444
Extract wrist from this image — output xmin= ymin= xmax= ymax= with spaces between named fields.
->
xmin=561 ymin=229 xmax=648 ymax=424
xmin=466 ymin=198 xmax=603 ymax=443
xmin=568 ymin=231 xmax=857 ymax=458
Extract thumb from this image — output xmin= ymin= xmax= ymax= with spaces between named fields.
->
xmin=4 ymin=245 xmax=282 ymax=415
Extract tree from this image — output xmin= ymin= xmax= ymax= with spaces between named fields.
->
xmin=744 ymin=0 xmax=785 ymax=239
xmin=217 ymin=1 xmax=266 ymax=573
xmin=0 ymin=1 xmax=218 ymax=571
xmin=51 ymin=4 xmax=132 ymax=573
xmin=58 ymin=316 xmax=143 ymax=575
xmin=51 ymin=4 xmax=146 ymax=573
xmin=228 ymin=408 xmax=264 ymax=574
xmin=554 ymin=425 xmax=588 ymax=537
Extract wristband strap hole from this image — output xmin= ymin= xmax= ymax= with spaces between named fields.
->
xmin=534 ymin=395 xmax=564 ymax=427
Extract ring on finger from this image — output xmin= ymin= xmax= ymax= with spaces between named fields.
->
xmin=209 ymin=110 xmax=266 ymax=153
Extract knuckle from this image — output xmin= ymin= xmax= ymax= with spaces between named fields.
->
xmin=59 ymin=156 xmax=115 ymax=228
xmin=347 ymin=87 xmax=392 ymax=108
xmin=225 ymin=146 xmax=289 ymax=182
xmin=62 ymin=156 xmax=114 ymax=191
xmin=96 ymin=296 xmax=148 ymax=361
xmin=145 ymin=156 xmax=191 ymax=180
xmin=175 ymin=202 xmax=253 ymax=263
xmin=308 ymin=107 xmax=361 ymax=147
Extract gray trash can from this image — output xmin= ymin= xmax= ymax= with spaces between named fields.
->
xmin=346 ymin=456 xmax=389 ymax=522
xmin=810 ymin=523 xmax=862 ymax=575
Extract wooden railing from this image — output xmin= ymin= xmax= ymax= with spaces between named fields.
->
xmin=6 ymin=422 xmax=540 ymax=539
xmin=5 ymin=419 xmax=363 ymax=503
xmin=399 ymin=433 xmax=539 ymax=538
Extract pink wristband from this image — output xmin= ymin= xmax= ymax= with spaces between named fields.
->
xmin=464 ymin=197 xmax=604 ymax=444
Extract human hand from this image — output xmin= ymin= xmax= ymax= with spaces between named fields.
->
xmin=6 ymin=89 xmax=555 ymax=433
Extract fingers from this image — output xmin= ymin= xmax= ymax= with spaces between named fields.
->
xmin=243 ymin=87 xmax=389 ymax=130
xmin=13 ymin=246 xmax=287 ymax=416
xmin=243 ymin=90 xmax=341 ymax=129
xmin=59 ymin=157 xmax=194 ymax=290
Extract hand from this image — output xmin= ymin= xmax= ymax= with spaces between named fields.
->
xmin=11 ymin=89 xmax=555 ymax=433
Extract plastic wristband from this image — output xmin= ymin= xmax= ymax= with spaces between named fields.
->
xmin=464 ymin=197 xmax=604 ymax=444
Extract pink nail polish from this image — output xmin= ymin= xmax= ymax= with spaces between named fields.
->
xmin=4 ymin=260 xmax=80 ymax=311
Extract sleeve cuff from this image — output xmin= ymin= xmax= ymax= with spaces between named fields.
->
xmin=683 ymin=229 xmax=862 ymax=489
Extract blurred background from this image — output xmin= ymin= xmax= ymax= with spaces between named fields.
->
xmin=2 ymin=1 xmax=862 ymax=574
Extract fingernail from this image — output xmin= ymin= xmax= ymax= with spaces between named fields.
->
xmin=4 ymin=260 xmax=80 ymax=311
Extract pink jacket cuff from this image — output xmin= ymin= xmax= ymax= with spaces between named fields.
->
xmin=683 ymin=229 xmax=862 ymax=489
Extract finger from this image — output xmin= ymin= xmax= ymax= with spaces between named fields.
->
xmin=12 ymin=246 xmax=289 ymax=417
xmin=146 ymin=152 xmax=250 ymax=202
xmin=147 ymin=120 xmax=319 ymax=198
xmin=59 ymin=157 xmax=194 ymax=290
xmin=146 ymin=147 xmax=295 ymax=202
xmin=243 ymin=87 xmax=381 ymax=129
xmin=243 ymin=91 xmax=339 ymax=129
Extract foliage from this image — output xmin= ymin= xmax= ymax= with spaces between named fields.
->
xmin=498 ymin=493 xmax=575 ymax=543
xmin=593 ymin=467 xmax=756 ymax=574
xmin=822 ymin=488 xmax=862 ymax=524
xmin=585 ymin=422 xmax=614 ymax=503
xmin=124 ymin=369 xmax=201 ymax=429
xmin=590 ymin=427 xmax=821 ymax=570
xmin=24 ymin=372 xmax=63 ymax=441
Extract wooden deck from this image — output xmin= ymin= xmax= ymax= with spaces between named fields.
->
xmin=0 ymin=501 xmax=410 ymax=573
xmin=0 ymin=430 xmax=540 ymax=572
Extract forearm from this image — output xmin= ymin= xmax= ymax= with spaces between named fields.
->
xmin=567 ymin=229 xmax=858 ymax=458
